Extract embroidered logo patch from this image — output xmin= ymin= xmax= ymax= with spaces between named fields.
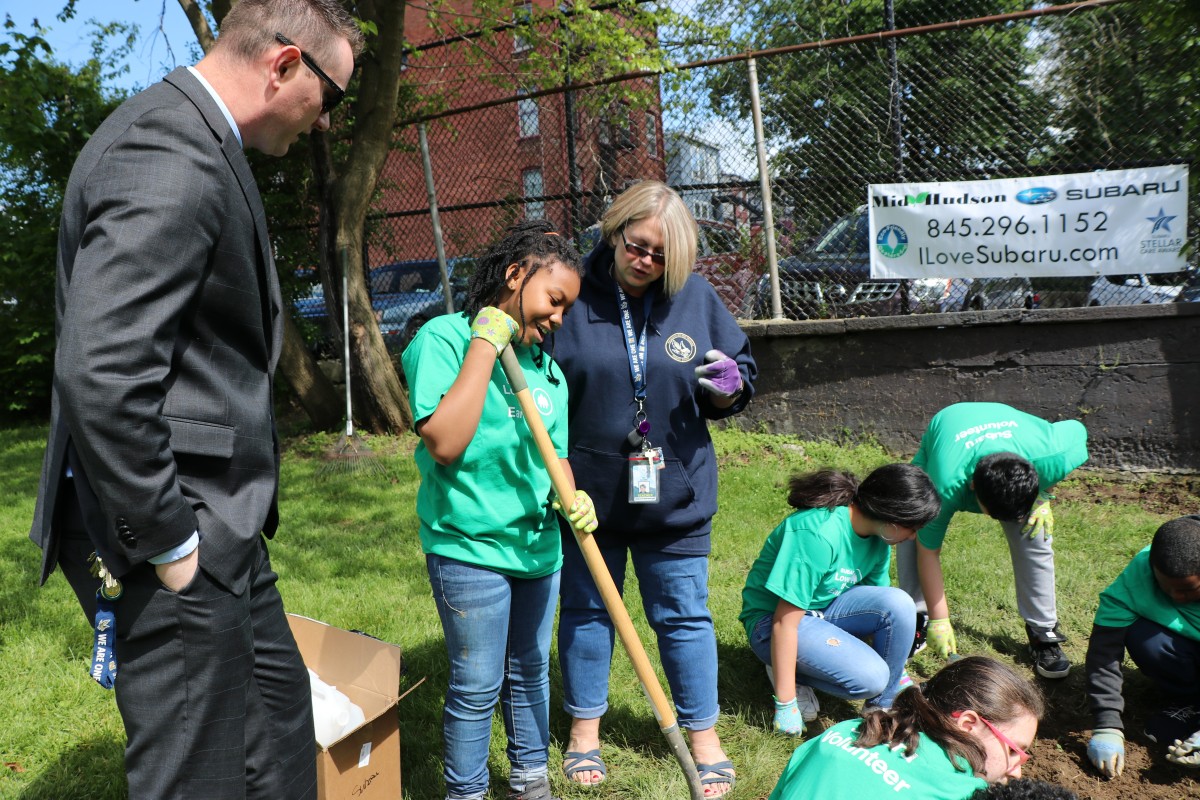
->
xmin=665 ymin=333 xmax=697 ymax=363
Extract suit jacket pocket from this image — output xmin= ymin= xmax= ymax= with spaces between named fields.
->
xmin=165 ymin=416 xmax=235 ymax=459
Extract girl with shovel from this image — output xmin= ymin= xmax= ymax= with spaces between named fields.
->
xmin=402 ymin=220 xmax=596 ymax=800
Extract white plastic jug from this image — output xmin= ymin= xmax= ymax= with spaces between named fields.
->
xmin=308 ymin=668 xmax=366 ymax=748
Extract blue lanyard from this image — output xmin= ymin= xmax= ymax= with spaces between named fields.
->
xmin=90 ymin=592 xmax=118 ymax=689
xmin=615 ymin=284 xmax=652 ymax=402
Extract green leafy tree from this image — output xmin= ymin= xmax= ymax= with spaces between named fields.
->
xmin=0 ymin=17 xmax=131 ymax=417
xmin=692 ymin=0 xmax=1050 ymax=241
xmin=4 ymin=0 xmax=699 ymax=429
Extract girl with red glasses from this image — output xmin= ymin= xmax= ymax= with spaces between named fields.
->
xmin=769 ymin=656 xmax=1043 ymax=799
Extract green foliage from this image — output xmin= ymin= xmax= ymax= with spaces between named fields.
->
xmin=0 ymin=17 xmax=131 ymax=418
xmin=1038 ymin=0 xmax=1199 ymax=166
xmin=690 ymin=0 xmax=1048 ymax=240
xmin=402 ymin=0 xmax=710 ymax=118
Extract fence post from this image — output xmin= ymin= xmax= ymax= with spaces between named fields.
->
xmin=884 ymin=0 xmax=910 ymax=313
xmin=418 ymin=122 xmax=455 ymax=314
xmin=747 ymin=57 xmax=782 ymax=320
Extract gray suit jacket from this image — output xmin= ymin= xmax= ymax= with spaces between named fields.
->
xmin=30 ymin=67 xmax=284 ymax=596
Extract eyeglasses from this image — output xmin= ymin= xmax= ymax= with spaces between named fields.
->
xmin=274 ymin=33 xmax=345 ymax=114
xmin=620 ymin=229 xmax=666 ymax=267
xmin=979 ymin=716 xmax=1031 ymax=767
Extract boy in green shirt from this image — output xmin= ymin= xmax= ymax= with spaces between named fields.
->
xmin=1084 ymin=516 xmax=1200 ymax=779
xmin=895 ymin=403 xmax=1088 ymax=679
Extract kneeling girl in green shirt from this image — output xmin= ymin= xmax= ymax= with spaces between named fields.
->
xmin=740 ymin=464 xmax=940 ymax=736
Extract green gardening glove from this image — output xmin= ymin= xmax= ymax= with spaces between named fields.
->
xmin=554 ymin=490 xmax=598 ymax=533
xmin=773 ymin=696 xmax=806 ymax=737
xmin=926 ymin=618 xmax=958 ymax=658
xmin=470 ymin=306 xmax=519 ymax=354
xmin=1022 ymin=492 xmax=1055 ymax=541
xmin=1087 ymin=729 xmax=1125 ymax=778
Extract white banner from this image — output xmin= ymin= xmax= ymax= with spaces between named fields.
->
xmin=868 ymin=165 xmax=1189 ymax=279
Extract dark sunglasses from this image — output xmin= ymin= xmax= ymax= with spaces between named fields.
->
xmin=620 ymin=229 xmax=666 ymax=267
xmin=274 ymin=32 xmax=345 ymax=114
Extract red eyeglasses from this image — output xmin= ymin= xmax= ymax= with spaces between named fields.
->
xmin=979 ymin=716 xmax=1031 ymax=766
xmin=952 ymin=711 xmax=1031 ymax=766
xmin=620 ymin=229 xmax=666 ymax=267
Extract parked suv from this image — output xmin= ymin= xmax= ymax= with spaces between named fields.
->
xmin=741 ymin=207 xmax=966 ymax=319
xmin=961 ymin=277 xmax=1037 ymax=311
xmin=295 ymin=258 xmax=471 ymax=354
xmin=1087 ymin=272 xmax=1187 ymax=306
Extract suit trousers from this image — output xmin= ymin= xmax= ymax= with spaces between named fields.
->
xmin=895 ymin=518 xmax=1059 ymax=634
xmin=59 ymin=470 xmax=316 ymax=799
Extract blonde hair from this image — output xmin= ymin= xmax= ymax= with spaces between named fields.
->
xmin=217 ymin=0 xmax=364 ymax=64
xmin=599 ymin=181 xmax=697 ymax=297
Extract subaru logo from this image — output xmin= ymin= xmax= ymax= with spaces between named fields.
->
xmin=1016 ymin=187 xmax=1057 ymax=205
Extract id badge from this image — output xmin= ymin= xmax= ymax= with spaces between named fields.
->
xmin=628 ymin=451 xmax=660 ymax=503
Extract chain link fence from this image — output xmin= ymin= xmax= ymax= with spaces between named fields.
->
xmin=346 ymin=0 xmax=1196 ymax=351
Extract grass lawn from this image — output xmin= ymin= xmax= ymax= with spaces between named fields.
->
xmin=1 ymin=422 xmax=1197 ymax=799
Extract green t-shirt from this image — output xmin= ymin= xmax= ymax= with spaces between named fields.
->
xmin=913 ymin=402 xmax=1088 ymax=549
xmin=739 ymin=506 xmax=890 ymax=641
xmin=1094 ymin=546 xmax=1200 ymax=637
xmin=769 ymin=718 xmax=988 ymax=800
xmin=401 ymin=313 xmax=568 ymax=578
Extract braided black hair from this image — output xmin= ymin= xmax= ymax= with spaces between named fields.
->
xmin=463 ymin=219 xmax=583 ymax=383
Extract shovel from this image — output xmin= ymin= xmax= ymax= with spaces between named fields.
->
xmin=498 ymin=346 xmax=706 ymax=800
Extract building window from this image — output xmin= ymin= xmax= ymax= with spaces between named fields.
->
xmin=645 ymin=113 xmax=657 ymax=158
xmin=513 ymin=2 xmax=533 ymax=52
xmin=517 ymin=91 xmax=539 ymax=138
xmin=523 ymin=168 xmax=545 ymax=219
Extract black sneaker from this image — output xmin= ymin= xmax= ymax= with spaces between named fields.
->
xmin=910 ymin=611 xmax=929 ymax=658
xmin=1026 ymin=623 xmax=1070 ymax=679
xmin=1145 ymin=703 xmax=1200 ymax=745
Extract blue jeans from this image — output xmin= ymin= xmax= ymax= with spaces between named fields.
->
xmin=427 ymin=554 xmax=560 ymax=800
xmin=1127 ymin=617 xmax=1200 ymax=699
xmin=558 ymin=537 xmax=719 ymax=730
xmin=749 ymin=585 xmax=916 ymax=709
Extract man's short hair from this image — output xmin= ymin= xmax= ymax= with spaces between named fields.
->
xmin=972 ymin=453 xmax=1039 ymax=522
xmin=1150 ymin=515 xmax=1200 ymax=578
xmin=217 ymin=0 xmax=364 ymax=64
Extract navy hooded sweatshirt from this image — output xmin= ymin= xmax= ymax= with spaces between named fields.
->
xmin=549 ymin=239 xmax=757 ymax=554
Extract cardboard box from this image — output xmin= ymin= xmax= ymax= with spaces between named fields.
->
xmin=288 ymin=614 xmax=417 ymax=800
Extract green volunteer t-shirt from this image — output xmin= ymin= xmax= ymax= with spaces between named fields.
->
xmin=1093 ymin=546 xmax=1200 ymax=637
xmin=769 ymin=718 xmax=987 ymax=800
xmin=913 ymin=402 xmax=1088 ymax=549
xmin=739 ymin=506 xmax=890 ymax=641
xmin=401 ymin=313 xmax=567 ymax=578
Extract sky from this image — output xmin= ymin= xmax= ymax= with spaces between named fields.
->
xmin=0 ymin=0 xmax=200 ymax=90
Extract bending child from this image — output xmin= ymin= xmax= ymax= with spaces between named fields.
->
xmin=401 ymin=220 xmax=595 ymax=800
xmin=896 ymin=402 xmax=1088 ymax=679
xmin=769 ymin=656 xmax=1043 ymax=800
xmin=740 ymin=464 xmax=941 ymax=736
xmin=1085 ymin=515 xmax=1200 ymax=779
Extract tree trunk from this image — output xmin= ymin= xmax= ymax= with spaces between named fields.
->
xmin=325 ymin=0 xmax=413 ymax=433
xmin=279 ymin=313 xmax=342 ymax=430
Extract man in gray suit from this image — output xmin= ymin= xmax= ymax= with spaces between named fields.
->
xmin=29 ymin=2 xmax=363 ymax=796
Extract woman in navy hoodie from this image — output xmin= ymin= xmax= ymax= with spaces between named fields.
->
xmin=550 ymin=180 xmax=756 ymax=797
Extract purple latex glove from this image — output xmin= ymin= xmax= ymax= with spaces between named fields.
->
xmin=695 ymin=349 xmax=742 ymax=398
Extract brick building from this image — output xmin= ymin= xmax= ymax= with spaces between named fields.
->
xmin=372 ymin=1 xmax=666 ymax=267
